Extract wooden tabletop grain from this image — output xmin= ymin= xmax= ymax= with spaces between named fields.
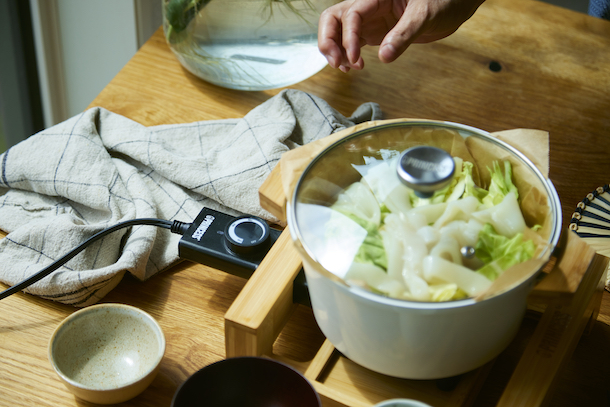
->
xmin=1 ymin=0 xmax=609 ymax=406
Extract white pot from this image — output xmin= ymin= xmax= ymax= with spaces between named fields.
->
xmin=287 ymin=121 xmax=562 ymax=379
xmin=298 ymin=247 xmax=535 ymax=379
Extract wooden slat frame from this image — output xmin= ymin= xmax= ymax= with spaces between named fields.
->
xmin=224 ymin=226 xmax=608 ymax=406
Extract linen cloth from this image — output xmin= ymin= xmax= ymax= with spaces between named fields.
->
xmin=0 ymin=90 xmax=381 ymax=306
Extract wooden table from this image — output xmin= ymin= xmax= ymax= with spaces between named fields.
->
xmin=1 ymin=0 xmax=609 ymax=405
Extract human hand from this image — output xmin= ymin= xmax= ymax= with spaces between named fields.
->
xmin=318 ymin=0 xmax=485 ymax=71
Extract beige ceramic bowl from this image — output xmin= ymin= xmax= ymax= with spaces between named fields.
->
xmin=48 ymin=303 xmax=165 ymax=404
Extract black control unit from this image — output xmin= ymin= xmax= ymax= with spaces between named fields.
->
xmin=178 ymin=207 xmax=281 ymax=279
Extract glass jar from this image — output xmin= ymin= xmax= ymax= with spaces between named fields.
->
xmin=162 ymin=0 xmax=338 ymax=91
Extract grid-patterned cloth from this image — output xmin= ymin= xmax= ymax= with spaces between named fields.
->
xmin=0 ymin=90 xmax=381 ymax=306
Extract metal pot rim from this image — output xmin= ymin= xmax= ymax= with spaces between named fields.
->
xmin=288 ymin=119 xmax=563 ymax=307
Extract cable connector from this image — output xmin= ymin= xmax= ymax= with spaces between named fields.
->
xmin=170 ymin=220 xmax=191 ymax=236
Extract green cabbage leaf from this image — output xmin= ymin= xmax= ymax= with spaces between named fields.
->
xmin=482 ymin=161 xmax=519 ymax=208
xmin=475 ymin=223 xmax=535 ymax=281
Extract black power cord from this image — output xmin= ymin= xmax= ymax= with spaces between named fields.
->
xmin=0 ymin=218 xmax=192 ymax=301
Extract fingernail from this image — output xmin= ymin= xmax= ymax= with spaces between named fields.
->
xmin=380 ymin=43 xmax=396 ymax=62
xmin=326 ymin=55 xmax=336 ymax=68
xmin=339 ymin=65 xmax=350 ymax=73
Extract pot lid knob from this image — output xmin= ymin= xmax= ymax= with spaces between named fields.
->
xmin=397 ymin=146 xmax=456 ymax=198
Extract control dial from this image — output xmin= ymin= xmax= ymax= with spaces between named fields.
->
xmin=224 ymin=216 xmax=271 ymax=256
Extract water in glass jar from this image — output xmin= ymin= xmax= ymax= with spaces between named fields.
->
xmin=166 ymin=0 xmax=336 ymax=91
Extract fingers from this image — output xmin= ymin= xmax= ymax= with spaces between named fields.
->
xmin=319 ymin=0 xmax=450 ymax=69
xmin=319 ymin=0 xmax=380 ymax=71
xmin=340 ymin=3 xmax=369 ymax=67
xmin=378 ymin=2 xmax=430 ymax=63
xmin=341 ymin=0 xmax=396 ymax=69
xmin=318 ymin=6 xmax=345 ymax=69
xmin=319 ymin=0 xmax=486 ymax=68
xmin=378 ymin=0 xmax=487 ymax=63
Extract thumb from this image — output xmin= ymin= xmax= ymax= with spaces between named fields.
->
xmin=378 ymin=5 xmax=431 ymax=63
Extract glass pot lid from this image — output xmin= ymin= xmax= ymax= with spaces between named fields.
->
xmin=289 ymin=121 xmax=562 ymax=303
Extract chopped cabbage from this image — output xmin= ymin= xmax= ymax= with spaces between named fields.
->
xmin=345 ymin=262 xmax=405 ymax=298
xmin=328 ymin=156 xmax=539 ymax=302
xmin=482 ymin=161 xmax=519 ymax=208
xmin=353 ymin=155 xmax=401 ymax=204
xmin=475 ymin=224 xmax=535 ymax=281
xmin=422 ymin=256 xmax=492 ymax=297
xmin=472 ymin=192 xmax=526 ymax=237
xmin=462 ymin=161 xmax=488 ymax=203
xmin=354 ymin=228 xmax=388 ymax=271
xmin=409 ymin=157 xmax=465 ymax=207
xmin=332 ymin=181 xmax=381 ymax=227
xmin=429 ymin=283 xmax=468 ymax=302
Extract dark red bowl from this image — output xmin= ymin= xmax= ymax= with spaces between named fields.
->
xmin=171 ymin=357 xmax=321 ymax=407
